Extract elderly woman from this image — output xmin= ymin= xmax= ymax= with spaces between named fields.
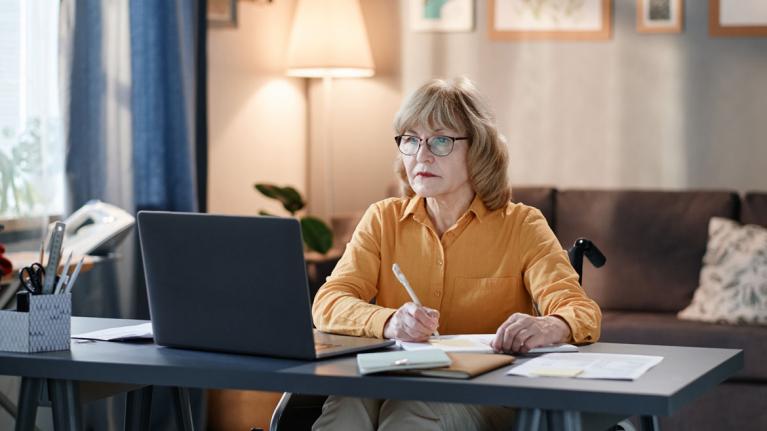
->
xmin=311 ymin=77 xmax=601 ymax=431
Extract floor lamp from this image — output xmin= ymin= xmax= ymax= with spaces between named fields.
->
xmin=285 ymin=0 xmax=375 ymax=221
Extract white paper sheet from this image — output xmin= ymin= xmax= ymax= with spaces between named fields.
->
xmin=507 ymin=352 xmax=663 ymax=380
xmin=72 ymin=322 xmax=154 ymax=341
xmin=398 ymin=334 xmax=578 ymax=354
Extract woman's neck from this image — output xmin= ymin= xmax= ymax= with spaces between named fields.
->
xmin=425 ymin=186 xmax=476 ymax=237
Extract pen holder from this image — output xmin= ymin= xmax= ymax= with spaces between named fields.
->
xmin=0 ymin=293 xmax=71 ymax=353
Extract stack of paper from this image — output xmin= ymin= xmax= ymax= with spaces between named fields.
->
xmin=72 ymin=322 xmax=154 ymax=342
xmin=398 ymin=334 xmax=578 ymax=354
xmin=507 ymin=353 xmax=663 ymax=380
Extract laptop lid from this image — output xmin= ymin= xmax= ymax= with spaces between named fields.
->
xmin=138 ymin=211 xmax=321 ymax=360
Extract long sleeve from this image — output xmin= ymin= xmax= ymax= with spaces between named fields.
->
xmin=312 ymin=203 xmax=396 ymax=338
xmin=520 ymin=208 xmax=602 ymax=344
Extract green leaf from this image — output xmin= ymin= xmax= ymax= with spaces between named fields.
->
xmin=300 ymin=216 xmax=333 ymax=254
xmin=254 ymin=183 xmax=305 ymax=214
xmin=279 ymin=186 xmax=305 ymax=214
xmin=255 ymin=183 xmax=281 ymax=199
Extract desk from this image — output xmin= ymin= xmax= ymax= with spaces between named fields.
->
xmin=0 ymin=317 xmax=743 ymax=431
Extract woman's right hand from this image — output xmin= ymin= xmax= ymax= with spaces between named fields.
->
xmin=383 ymin=302 xmax=440 ymax=341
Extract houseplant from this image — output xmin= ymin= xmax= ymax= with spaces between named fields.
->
xmin=254 ymin=183 xmax=333 ymax=254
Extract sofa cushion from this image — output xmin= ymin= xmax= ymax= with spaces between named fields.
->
xmin=678 ymin=217 xmax=767 ymax=325
xmin=511 ymin=187 xmax=555 ymax=228
xmin=556 ymin=190 xmax=739 ymax=312
xmin=741 ymin=192 xmax=767 ymax=227
xmin=600 ymin=311 xmax=766 ymax=381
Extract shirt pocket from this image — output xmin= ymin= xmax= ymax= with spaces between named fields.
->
xmin=451 ymin=276 xmax=523 ymax=333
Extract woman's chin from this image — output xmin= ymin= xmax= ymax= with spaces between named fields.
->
xmin=412 ymin=187 xmax=440 ymax=198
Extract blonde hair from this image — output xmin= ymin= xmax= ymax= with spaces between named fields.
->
xmin=393 ymin=77 xmax=511 ymax=210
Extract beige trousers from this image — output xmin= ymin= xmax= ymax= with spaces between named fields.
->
xmin=311 ymin=396 xmax=517 ymax=431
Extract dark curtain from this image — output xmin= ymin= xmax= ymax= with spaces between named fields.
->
xmin=63 ymin=0 xmax=208 ymax=428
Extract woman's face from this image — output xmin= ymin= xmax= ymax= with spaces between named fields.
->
xmin=401 ymin=124 xmax=472 ymax=200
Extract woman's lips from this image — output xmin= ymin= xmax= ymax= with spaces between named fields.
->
xmin=416 ymin=172 xmax=437 ymax=178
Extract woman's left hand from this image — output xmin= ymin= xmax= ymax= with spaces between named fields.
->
xmin=490 ymin=313 xmax=571 ymax=354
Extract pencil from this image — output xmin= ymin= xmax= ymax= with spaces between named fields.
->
xmin=39 ymin=235 xmax=45 ymax=265
xmin=391 ymin=263 xmax=440 ymax=337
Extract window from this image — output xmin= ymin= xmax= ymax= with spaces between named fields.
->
xmin=0 ymin=1 xmax=64 ymax=221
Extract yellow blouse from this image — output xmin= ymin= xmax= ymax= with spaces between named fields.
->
xmin=312 ymin=195 xmax=601 ymax=344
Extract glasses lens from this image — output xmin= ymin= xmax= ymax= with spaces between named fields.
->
xmin=398 ymin=135 xmax=420 ymax=155
xmin=428 ymin=136 xmax=453 ymax=156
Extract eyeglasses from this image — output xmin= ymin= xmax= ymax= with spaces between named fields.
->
xmin=394 ymin=135 xmax=469 ymax=157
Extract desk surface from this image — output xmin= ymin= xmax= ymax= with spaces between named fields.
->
xmin=0 ymin=317 xmax=743 ymax=417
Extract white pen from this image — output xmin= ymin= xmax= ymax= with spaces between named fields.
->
xmin=391 ymin=263 xmax=440 ymax=337
xmin=64 ymin=257 xmax=85 ymax=294
xmin=54 ymin=251 xmax=74 ymax=294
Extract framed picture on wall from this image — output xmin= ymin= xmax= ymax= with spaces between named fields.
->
xmin=489 ymin=0 xmax=612 ymax=41
xmin=710 ymin=0 xmax=767 ymax=37
xmin=208 ymin=0 xmax=237 ymax=28
xmin=637 ymin=0 xmax=683 ymax=33
xmin=410 ymin=0 xmax=474 ymax=32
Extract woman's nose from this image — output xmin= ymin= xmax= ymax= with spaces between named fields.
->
xmin=415 ymin=140 xmax=433 ymax=163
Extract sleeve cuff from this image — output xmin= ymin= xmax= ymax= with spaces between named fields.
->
xmin=368 ymin=307 xmax=397 ymax=338
xmin=550 ymin=312 xmax=596 ymax=344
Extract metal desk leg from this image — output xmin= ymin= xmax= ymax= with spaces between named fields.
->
xmin=125 ymin=386 xmax=153 ymax=431
xmin=172 ymin=387 xmax=194 ymax=431
xmin=15 ymin=378 xmax=43 ymax=431
xmin=640 ymin=415 xmax=660 ymax=431
xmin=1 ymin=389 xmax=19 ymax=421
xmin=48 ymin=379 xmax=82 ymax=431
xmin=547 ymin=410 xmax=582 ymax=431
xmin=515 ymin=408 xmax=542 ymax=431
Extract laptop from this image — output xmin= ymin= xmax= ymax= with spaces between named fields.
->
xmin=137 ymin=211 xmax=394 ymax=360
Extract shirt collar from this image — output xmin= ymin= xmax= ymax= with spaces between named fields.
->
xmin=399 ymin=194 xmax=488 ymax=223
xmin=400 ymin=195 xmax=423 ymax=222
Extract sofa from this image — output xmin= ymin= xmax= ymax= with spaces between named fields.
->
xmin=317 ymin=187 xmax=767 ymax=430
xmin=510 ymin=187 xmax=767 ymax=431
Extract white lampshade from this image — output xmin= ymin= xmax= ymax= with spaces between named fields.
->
xmin=286 ymin=0 xmax=375 ymax=78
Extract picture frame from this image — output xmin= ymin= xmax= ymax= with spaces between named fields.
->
xmin=207 ymin=0 xmax=237 ymax=28
xmin=410 ymin=0 xmax=474 ymax=32
xmin=637 ymin=0 xmax=683 ymax=33
xmin=709 ymin=0 xmax=767 ymax=37
xmin=488 ymin=0 xmax=612 ymax=41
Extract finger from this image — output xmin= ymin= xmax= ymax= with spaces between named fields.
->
xmin=412 ymin=307 xmax=439 ymax=331
xmin=520 ymin=332 xmax=548 ymax=353
xmin=492 ymin=313 xmax=528 ymax=350
xmin=402 ymin=312 xmax=436 ymax=337
xmin=402 ymin=322 xmax=431 ymax=341
xmin=424 ymin=307 xmax=440 ymax=319
xmin=503 ymin=320 xmax=533 ymax=352
xmin=511 ymin=328 xmax=536 ymax=352
xmin=492 ymin=319 xmax=514 ymax=351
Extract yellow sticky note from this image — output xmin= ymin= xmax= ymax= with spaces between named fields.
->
xmin=530 ymin=368 xmax=583 ymax=378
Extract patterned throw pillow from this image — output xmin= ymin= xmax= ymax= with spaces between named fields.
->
xmin=678 ymin=217 xmax=767 ymax=325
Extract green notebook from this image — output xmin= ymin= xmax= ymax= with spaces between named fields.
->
xmin=357 ymin=349 xmax=452 ymax=375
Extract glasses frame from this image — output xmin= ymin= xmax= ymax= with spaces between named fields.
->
xmin=394 ymin=135 xmax=469 ymax=157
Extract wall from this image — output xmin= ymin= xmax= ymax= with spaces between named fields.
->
xmin=208 ymin=1 xmax=767 ymax=216
xmin=207 ymin=0 xmax=307 ymax=216
xmin=208 ymin=0 xmax=402 ymax=220
xmin=306 ymin=0 xmax=403 ymax=218
xmin=401 ymin=0 xmax=767 ymax=192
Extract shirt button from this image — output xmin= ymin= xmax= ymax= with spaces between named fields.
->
xmin=435 ymin=291 xmax=441 ymax=297
xmin=437 ymin=259 xmax=443 ymax=265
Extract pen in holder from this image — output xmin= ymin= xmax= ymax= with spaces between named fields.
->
xmin=0 ymin=293 xmax=71 ymax=353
